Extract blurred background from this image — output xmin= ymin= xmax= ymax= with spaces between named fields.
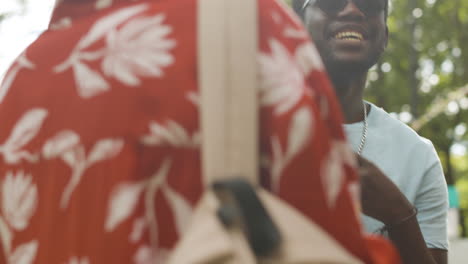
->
xmin=1 ymin=0 xmax=468 ymax=261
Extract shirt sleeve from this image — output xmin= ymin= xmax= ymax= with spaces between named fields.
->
xmin=414 ymin=143 xmax=449 ymax=250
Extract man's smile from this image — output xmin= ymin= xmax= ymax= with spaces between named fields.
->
xmin=334 ymin=31 xmax=364 ymax=41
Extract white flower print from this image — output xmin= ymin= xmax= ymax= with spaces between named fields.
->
xmin=271 ymin=107 xmax=313 ymax=191
xmin=0 ymin=171 xmax=38 ymax=259
xmin=283 ymin=27 xmax=309 ymax=39
xmin=43 ymin=132 xmax=125 ymax=209
xmin=134 ymin=246 xmax=169 ymax=264
xmin=9 ymin=240 xmax=38 ymax=264
xmin=95 ymin=0 xmax=113 ymax=10
xmin=294 ymin=42 xmax=324 ymax=75
xmin=259 ymin=39 xmax=307 ymax=115
xmin=49 ymin=17 xmax=73 ymax=31
xmin=321 ymin=141 xmax=357 ymax=208
xmin=105 ymin=160 xmax=171 ymax=238
xmin=271 ymin=11 xmax=283 ymax=24
xmin=105 ymin=159 xmax=192 ymax=251
xmin=162 ymin=183 xmax=193 ymax=236
xmin=0 ymin=214 xmax=12 ymax=257
xmin=102 ymin=14 xmax=176 ymax=86
xmin=54 ymin=5 xmax=176 ymax=98
xmin=141 ymin=120 xmax=200 ymax=148
xmin=71 ymin=61 xmax=110 ymax=98
xmin=129 ymin=218 xmax=147 ymax=243
xmin=186 ymin=91 xmax=199 ymax=106
xmin=348 ymin=181 xmax=361 ymax=217
xmin=105 ymin=183 xmax=145 ymax=232
xmin=42 ymin=130 xmax=80 ymax=159
xmin=59 ymin=138 xmax=124 ymax=209
xmin=0 ymin=108 xmax=48 ymax=164
xmin=53 ymin=4 xmax=149 ymax=97
xmin=87 ymin=138 xmax=125 ymax=164
xmin=0 ymin=53 xmax=35 ymax=104
xmin=1 ymin=171 xmax=38 ymax=231
xmin=64 ymin=256 xmax=90 ymax=264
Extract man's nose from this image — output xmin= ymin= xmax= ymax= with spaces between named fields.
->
xmin=337 ymin=1 xmax=365 ymax=20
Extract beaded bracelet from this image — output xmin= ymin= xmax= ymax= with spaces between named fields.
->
xmin=376 ymin=207 xmax=418 ymax=235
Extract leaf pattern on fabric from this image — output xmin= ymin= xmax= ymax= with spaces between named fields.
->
xmin=77 ymin=4 xmax=149 ymax=50
xmin=186 ymin=92 xmax=199 ymax=106
xmin=54 ymin=5 xmax=176 ymax=99
xmin=64 ymin=256 xmax=90 ymax=264
xmin=106 ymin=182 xmax=144 ymax=232
xmin=348 ymin=181 xmax=361 ymax=217
xmin=0 ymin=213 xmax=13 ymax=256
xmin=321 ymin=141 xmax=357 ymax=208
xmin=1 ymin=172 xmax=38 ymax=231
xmin=102 ymin=14 xmax=176 ymax=86
xmin=0 ymin=53 xmax=35 ymax=104
xmin=271 ymin=11 xmax=283 ymax=24
xmin=259 ymin=39 xmax=306 ymax=115
xmin=141 ymin=120 xmax=200 ymax=148
xmin=129 ymin=218 xmax=147 ymax=243
xmin=283 ymin=27 xmax=309 ymax=39
xmin=144 ymin=159 xmax=172 ymax=248
xmin=49 ymin=17 xmax=73 ymax=31
xmin=95 ymin=0 xmax=113 ymax=10
xmin=73 ymin=62 xmax=110 ymax=98
xmin=134 ymin=246 xmax=169 ymax=264
xmin=271 ymin=107 xmax=313 ymax=191
xmin=105 ymin=159 xmax=175 ymax=239
xmin=9 ymin=240 xmax=38 ymax=264
xmin=61 ymin=146 xmax=86 ymax=169
xmin=0 ymin=109 xmax=48 ymax=164
xmin=162 ymin=184 xmax=192 ymax=236
xmin=42 ymin=130 xmax=81 ymax=160
xmin=87 ymin=139 xmax=124 ymax=164
xmin=58 ymin=138 xmax=124 ymax=209
xmin=295 ymin=42 xmax=324 ymax=75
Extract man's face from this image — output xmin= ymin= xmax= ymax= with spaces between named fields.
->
xmin=303 ymin=0 xmax=388 ymax=73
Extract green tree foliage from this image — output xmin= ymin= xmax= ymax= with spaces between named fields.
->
xmin=365 ymin=0 xmax=468 ymax=237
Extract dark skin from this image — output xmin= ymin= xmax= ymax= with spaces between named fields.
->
xmin=296 ymin=1 xmax=448 ymax=263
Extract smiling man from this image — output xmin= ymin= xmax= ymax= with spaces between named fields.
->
xmin=293 ymin=0 xmax=449 ymax=263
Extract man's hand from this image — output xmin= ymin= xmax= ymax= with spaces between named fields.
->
xmin=357 ymin=155 xmax=414 ymax=225
xmin=357 ymin=155 xmax=446 ymax=264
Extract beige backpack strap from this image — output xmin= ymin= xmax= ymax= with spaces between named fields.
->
xmin=198 ymin=0 xmax=259 ymax=186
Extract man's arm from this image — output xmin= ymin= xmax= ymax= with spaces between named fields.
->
xmin=386 ymin=214 xmax=447 ymax=264
xmin=358 ymin=155 xmax=447 ymax=264
xmin=429 ymin=249 xmax=448 ymax=264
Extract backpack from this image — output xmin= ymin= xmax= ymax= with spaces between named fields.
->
xmin=168 ymin=0 xmax=363 ymax=263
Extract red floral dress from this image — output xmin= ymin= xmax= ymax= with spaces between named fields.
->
xmin=0 ymin=0 xmax=399 ymax=263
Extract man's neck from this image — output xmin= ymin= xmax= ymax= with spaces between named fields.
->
xmin=329 ymin=70 xmax=368 ymax=124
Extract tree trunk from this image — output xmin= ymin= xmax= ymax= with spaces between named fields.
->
xmin=444 ymin=146 xmax=455 ymax=185
xmin=460 ymin=209 xmax=467 ymax=238
xmin=408 ymin=0 xmax=419 ymax=119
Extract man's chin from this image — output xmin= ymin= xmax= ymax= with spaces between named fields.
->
xmin=325 ymin=59 xmax=371 ymax=75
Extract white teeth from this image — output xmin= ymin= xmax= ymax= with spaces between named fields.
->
xmin=335 ymin=31 xmax=363 ymax=41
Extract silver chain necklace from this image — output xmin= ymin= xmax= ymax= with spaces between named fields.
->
xmin=357 ymin=101 xmax=368 ymax=155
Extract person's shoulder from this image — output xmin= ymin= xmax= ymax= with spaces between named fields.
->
xmin=369 ymin=103 xmax=435 ymax=151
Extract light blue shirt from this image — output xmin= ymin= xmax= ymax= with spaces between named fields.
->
xmin=344 ymin=102 xmax=449 ymax=250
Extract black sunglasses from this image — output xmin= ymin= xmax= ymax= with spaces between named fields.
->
xmin=302 ymin=0 xmax=386 ymax=17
